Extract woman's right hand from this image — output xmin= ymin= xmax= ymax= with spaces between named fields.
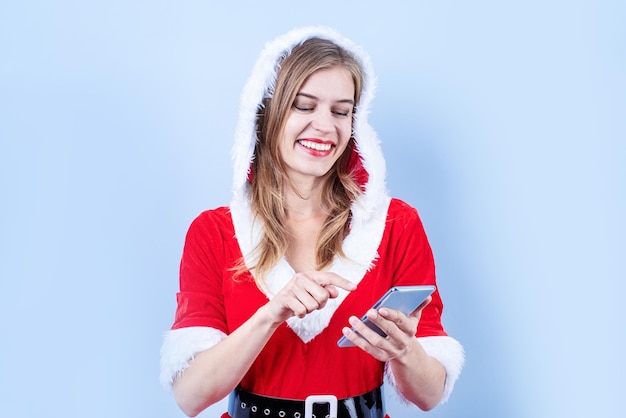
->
xmin=172 ymin=272 xmax=354 ymax=416
xmin=264 ymin=271 xmax=357 ymax=324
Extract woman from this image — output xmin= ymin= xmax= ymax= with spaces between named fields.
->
xmin=160 ymin=27 xmax=464 ymax=418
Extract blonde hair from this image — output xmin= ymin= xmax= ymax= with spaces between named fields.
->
xmin=245 ymin=37 xmax=364 ymax=282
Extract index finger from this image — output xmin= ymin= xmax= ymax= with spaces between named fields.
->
xmin=312 ymin=271 xmax=357 ymax=291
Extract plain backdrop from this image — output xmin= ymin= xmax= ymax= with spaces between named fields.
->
xmin=1 ymin=1 xmax=624 ymax=417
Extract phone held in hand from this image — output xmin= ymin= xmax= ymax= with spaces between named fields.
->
xmin=337 ymin=285 xmax=436 ymax=348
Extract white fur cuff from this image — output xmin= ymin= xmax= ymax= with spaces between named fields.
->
xmin=159 ymin=326 xmax=227 ymax=391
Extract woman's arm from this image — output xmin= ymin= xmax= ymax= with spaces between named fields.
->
xmin=173 ymin=271 xmax=356 ymax=417
xmin=340 ymin=297 xmax=446 ymax=410
xmin=383 ymin=306 xmax=447 ymax=410
xmin=173 ymin=303 xmax=279 ymax=417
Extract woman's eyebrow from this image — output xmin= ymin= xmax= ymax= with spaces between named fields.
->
xmin=296 ymin=92 xmax=354 ymax=105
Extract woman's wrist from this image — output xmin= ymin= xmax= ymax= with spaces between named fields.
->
xmin=255 ymin=303 xmax=286 ymax=329
xmin=390 ymin=337 xmax=426 ymax=368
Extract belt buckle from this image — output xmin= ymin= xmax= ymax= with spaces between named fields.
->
xmin=304 ymin=394 xmax=338 ymax=418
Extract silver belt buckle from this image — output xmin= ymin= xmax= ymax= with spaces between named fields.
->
xmin=304 ymin=394 xmax=338 ymax=418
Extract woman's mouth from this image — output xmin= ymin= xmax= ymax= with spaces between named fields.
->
xmin=297 ymin=139 xmax=334 ymax=152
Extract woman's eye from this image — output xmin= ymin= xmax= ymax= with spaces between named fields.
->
xmin=293 ymin=100 xmax=314 ymax=112
xmin=333 ymin=109 xmax=351 ymax=117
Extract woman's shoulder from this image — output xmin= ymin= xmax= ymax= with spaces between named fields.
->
xmin=388 ymin=197 xmax=421 ymax=220
xmin=193 ymin=206 xmax=231 ymax=221
xmin=385 ymin=197 xmax=430 ymax=235
xmin=186 ymin=206 xmax=234 ymax=237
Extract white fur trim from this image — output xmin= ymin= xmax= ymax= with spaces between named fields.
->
xmin=159 ymin=326 xmax=227 ymax=391
xmin=385 ymin=336 xmax=465 ymax=405
xmin=229 ymin=26 xmax=391 ymax=343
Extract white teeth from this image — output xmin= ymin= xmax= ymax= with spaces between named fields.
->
xmin=299 ymin=140 xmax=332 ymax=151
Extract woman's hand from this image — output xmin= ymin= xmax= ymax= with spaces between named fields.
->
xmin=264 ymin=271 xmax=357 ymax=325
xmin=342 ymin=295 xmax=446 ymax=410
xmin=341 ymin=296 xmax=432 ymax=362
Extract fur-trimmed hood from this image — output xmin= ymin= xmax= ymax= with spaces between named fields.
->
xmin=229 ymin=26 xmax=392 ymax=343
xmin=230 ymin=26 xmax=388 ymax=207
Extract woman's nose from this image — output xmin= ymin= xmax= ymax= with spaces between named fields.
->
xmin=310 ymin=110 xmax=334 ymax=132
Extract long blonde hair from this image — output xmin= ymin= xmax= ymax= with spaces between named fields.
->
xmin=245 ymin=37 xmax=364 ymax=282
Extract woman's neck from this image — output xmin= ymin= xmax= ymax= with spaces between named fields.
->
xmin=283 ymin=179 xmax=326 ymax=219
xmin=283 ymin=183 xmax=327 ymax=273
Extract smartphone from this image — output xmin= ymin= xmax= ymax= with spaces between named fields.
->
xmin=337 ymin=285 xmax=435 ymax=347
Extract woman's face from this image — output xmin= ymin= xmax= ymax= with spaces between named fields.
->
xmin=278 ymin=66 xmax=355 ymax=185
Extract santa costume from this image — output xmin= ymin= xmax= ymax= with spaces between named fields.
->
xmin=160 ymin=26 xmax=464 ymax=418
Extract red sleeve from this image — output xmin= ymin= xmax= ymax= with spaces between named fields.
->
xmin=171 ymin=208 xmax=231 ymax=334
xmin=388 ymin=199 xmax=447 ymax=337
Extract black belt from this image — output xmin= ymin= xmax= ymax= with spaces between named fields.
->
xmin=228 ymin=386 xmax=385 ymax=418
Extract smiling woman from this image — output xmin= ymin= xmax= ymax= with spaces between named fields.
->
xmin=280 ymin=67 xmax=354 ymax=191
xmin=159 ymin=27 xmax=464 ymax=418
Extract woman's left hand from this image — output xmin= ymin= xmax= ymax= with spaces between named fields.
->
xmin=341 ymin=296 xmax=432 ymax=362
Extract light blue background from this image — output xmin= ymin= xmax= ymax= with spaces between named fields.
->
xmin=1 ymin=1 xmax=624 ymax=417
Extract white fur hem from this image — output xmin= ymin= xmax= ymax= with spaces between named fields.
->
xmin=385 ymin=335 xmax=465 ymax=405
xmin=159 ymin=326 xmax=227 ymax=391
